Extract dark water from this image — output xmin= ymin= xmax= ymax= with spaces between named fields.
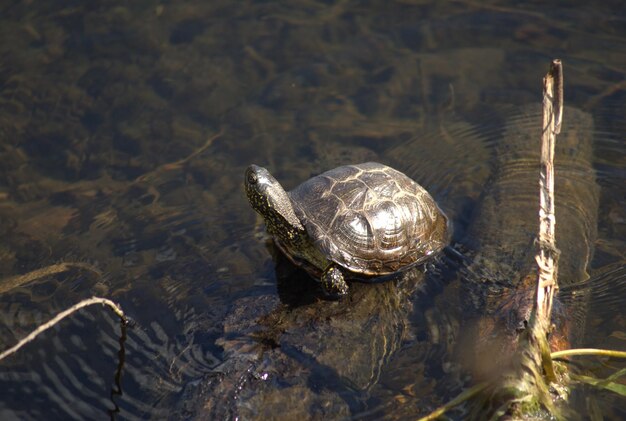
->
xmin=0 ymin=1 xmax=624 ymax=419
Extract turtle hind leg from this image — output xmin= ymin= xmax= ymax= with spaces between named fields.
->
xmin=321 ymin=265 xmax=349 ymax=297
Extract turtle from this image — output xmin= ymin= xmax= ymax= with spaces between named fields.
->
xmin=244 ymin=162 xmax=449 ymax=296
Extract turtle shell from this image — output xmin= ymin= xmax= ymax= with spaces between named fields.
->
xmin=288 ymin=162 xmax=449 ymax=275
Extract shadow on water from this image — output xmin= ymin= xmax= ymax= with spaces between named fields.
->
xmin=0 ymin=0 xmax=624 ymax=419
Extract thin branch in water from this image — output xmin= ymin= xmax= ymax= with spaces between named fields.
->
xmin=108 ymin=316 xmax=128 ymax=420
xmin=584 ymin=80 xmax=626 ymax=110
xmin=134 ymin=128 xmax=224 ymax=184
xmin=0 ymin=262 xmax=101 ymax=295
xmin=0 ymin=296 xmax=127 ymax=361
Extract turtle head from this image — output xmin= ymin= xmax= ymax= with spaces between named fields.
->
xmin=244 ymin=165 xmax=305 ymax=239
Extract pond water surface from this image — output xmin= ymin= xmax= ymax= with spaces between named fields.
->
xmin=0 ymin=1 xmax=624 ymax=420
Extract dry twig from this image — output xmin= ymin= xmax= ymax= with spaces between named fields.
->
xmin=535 ymin=59 xmax=563 ymax=321
xmin=0 ymin=296 xmax=127 ymax=361
xmin=533 ymin=59 xmax=564 ymax=382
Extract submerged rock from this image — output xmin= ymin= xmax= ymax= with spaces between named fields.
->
xmin=188 ymin=256 xmax=426 ymax=419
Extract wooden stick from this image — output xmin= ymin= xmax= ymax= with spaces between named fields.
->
xmin=535 ymin=59 xmax=563 ymax=321
xmin=0 ymin=297 xmax=127 ymax=361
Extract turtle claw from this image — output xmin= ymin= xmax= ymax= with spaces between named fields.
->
xmin=321 ymin=266 xmax=349 ymax=297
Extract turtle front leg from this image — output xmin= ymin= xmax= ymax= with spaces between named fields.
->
xmin=321 ymin=265 xmax=349 ymax=297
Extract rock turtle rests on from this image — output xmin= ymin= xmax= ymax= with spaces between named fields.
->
xmin=244 ymin=162 xmax=449 ymax=297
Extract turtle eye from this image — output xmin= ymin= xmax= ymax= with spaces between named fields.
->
xmin=247 ymin=171 xmax=258 ymax=185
